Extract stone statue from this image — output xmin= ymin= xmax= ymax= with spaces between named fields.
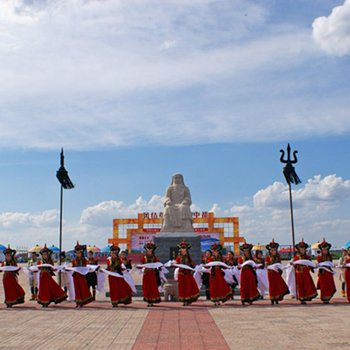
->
xmin=161 ymin=174 xmax=193 ymax=232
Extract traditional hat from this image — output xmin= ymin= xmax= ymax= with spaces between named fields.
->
xmin=74 ymin=241 xmax=86 ymax=252
xmin=144 ymin=242 xmax=157 ymax=251
xmin=318 ymin=238 xmax=331 ymax=250
xmin=177 ymin=239 xmax=191 ymax=250
xmin=110 ymin=244 xmax=120 ymax=254
xmin=40 ymin=244 xmax=53 ymax=255
xmin=210 ymin=242 xmax=223 ymax=251
xmin=240 ymin=240 xmax=253 ymax=252
xmin=266 ymin=239 xmax=279 ymax=251
xmin=295 ymin=239 xmax=309 ymax=250
xmin=3 ymin=244 xmax=16 ymax=256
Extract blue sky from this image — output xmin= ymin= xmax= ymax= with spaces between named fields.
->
xmin=0 ymin=0 xmax=350 ymax=250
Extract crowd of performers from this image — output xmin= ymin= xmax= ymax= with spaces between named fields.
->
xmin=1 ymin=238 xmax=350 ymax=308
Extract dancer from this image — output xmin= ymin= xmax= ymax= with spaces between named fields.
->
xmin=293 ymin=239 xmax=317 ymax=304
xmin=140 ymin=242 xmax=161 ymax=306
xmin=208 ymin=242 xmax=232 ymax=306
xmin=106 ymin=245 xmax=132 ymax=307
xmin=202 ymin=250 xmax=212 ymax=300
xmin=254 ymin=249 xmax=268 ymax=299
xmin=1 ymin=245 xmax=25 ymax=308
xmin=120 ymin=251 xmax=132 ymax=270
xmin=71 ymin=242 xmax=93 ymax=307
xmin=339 ymin=249 xmax=348 ymax=298
xmin=86 ymin=249 xmax=98 ymax=300
xmin=265 ymin=239 xmax=289 ymax=305
xmin=37 ymin=244 xmax=67 ymax=307
xmin=316 ymin=239 xmax=336 ymax=304
xmin=60 ymin=251 xmax=70 ymax=294
xmin=343 ymin=246 xmax=350 ymax=303
xmin=225 ymin=251 xmax=238 ymax=299
xmin=238 ymin=241 xmax=260 ymax=305
xmin=175 ymin=240 xmax=200 ymax=306
xmin=27 ymin=251 xmax=40 ymax=301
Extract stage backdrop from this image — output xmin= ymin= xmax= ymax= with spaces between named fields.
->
xmin=131 ymin=232 xmax=220 ymax=253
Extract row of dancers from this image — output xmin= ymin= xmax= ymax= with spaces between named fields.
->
xmin=1 ymin=238 xmax=350 ymax=308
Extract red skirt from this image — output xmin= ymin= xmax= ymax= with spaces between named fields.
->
xmin=2 ymin=272 xmax=25 ymax=306
xmin=73 ymin=273 xmax=93 ymax=306
xmin=142 ymin=269 xmax=161 ymax=304
xmin=317 ymin=270 xmax=336 ymax=302
xmin=209 ymin=268 xmax=232 ymax=303
xmin=345 ymin=268 xmax=350 ymax=303
xmin=267 ymin=270 xmax=289 ymax=301
xmin=37 ymin=270 xmax=67 ymax=306
xmin=177 ymin=270 xmax=199 ymax=304
xmin=240 ymin=266 xmax=260 ymax=303
xmin=108 ymin=275 xmax=132 ymax=306
xmin=295 ymin=266 xmax=317 ymax=301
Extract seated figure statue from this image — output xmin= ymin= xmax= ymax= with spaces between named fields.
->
xmin=161 ymin=174 xmax=193 ymax=232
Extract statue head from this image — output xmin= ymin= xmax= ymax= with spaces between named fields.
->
xmin=171 ymin=174 xmax=185 ymax=186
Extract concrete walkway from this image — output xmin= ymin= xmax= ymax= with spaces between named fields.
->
xmin=1 ymin=298 xmax=349 ymax=350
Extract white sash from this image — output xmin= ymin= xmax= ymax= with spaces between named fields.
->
xmin=285 ymin=264 xmax=296 ymax=297
xmin=169 ymin=263 xmax=195 ymax=271
xmin=29 ymin=263 xmax=59 ymax=272
xmin=239 ymin=260 xmax=263 ymax=269
xmin=267 ymin=263 xmax=284 ymax=273
xmin=291 ymin=259 xmax=316 ymax=269
xmin=100 ymin=268 xmax=137 ymax=293
xmin=64 ymin=265 xmax=99 ymax=275
xmin=317 ymin=261 xmax=336 ymax=274
xmin=256 ymin=269 xmax=269 ymax=295
xmin=0 ymin=266 xmax=20 ymax=272
xmin=136 ymin=262 xmax=163 ymax=269
xmin=204 ymin=261 xmax=231 ymax=269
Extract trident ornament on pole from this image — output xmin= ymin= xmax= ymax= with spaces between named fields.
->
xmin=280 ymin=144 xmax=301 ymax=257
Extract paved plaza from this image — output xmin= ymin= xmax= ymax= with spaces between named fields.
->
xmin=1 ymin=266 xmax=349 ymax=349
xmin=0 ymin=298 xmax=349 ymax=350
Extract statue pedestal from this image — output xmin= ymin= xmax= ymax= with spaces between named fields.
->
xmin=154 ymin=232 xmax=201 ymax=265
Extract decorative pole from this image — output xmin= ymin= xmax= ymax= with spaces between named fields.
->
xmin=280 ymin=144 xmax=301 ymax=257
xmin=56 ymin=149 xmax=74 ymax=285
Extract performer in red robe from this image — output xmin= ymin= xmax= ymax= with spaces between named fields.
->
xmin=293 ymin=239 xmax=317 ymax=304
xmin=140 ymin=242 xmax=161 ymax=306
xmin=343 ymin=247 xmax=350 ymax=303
xmin=1 ymin=245 xmax=25 ymax=308
xmin=265 ymin=239 xmax=289 ymax=305
xmin=316 ymin=239 xmax=336 ymax=304
xmin=225 ymin=251 xmax=238 ymax=299
xmin=107 ymin=245 xmax=132 ymax=307
xmin=175 ymin=240 xmax=199 ymax=306
xmin=238 ymin=241 xmax=260 ymax=305
xmin=208 ymin=242 xmax=232 ymax=306
xmin=37 ymin=245 xmax=67 ymax=307
xmin=86 ymin=249 xmax=98 ymax=300
xmin=72 ymin=242 xmax=93 ymax=308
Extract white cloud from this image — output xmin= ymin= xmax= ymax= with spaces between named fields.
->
xmin=0 ymin=209 xmax=59 ymax=249
xmin=231 ymin=174 xmax=350 ymax=247
xmin=312 ymin=0 xmax=350 ymax=56
xmin=80 ymin=195 xmax=164 ymax=226
xmin=1 ymin=174 xmax=350 ymax=249
xmin=1 ymin=1 xmax=348 ymax=149
xmin=0 ymin=209 xmax=58 ymax=228
xmin=252 ymin=175 xmax=350 ymax=210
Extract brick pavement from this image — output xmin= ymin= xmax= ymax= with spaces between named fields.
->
xmin=1 ymin=298 xmax=349 ymax=349
xmin=132 ymin=305 xmax=229 ymax=350
xmin=1 ymin=264 xmax=349 ymax=349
